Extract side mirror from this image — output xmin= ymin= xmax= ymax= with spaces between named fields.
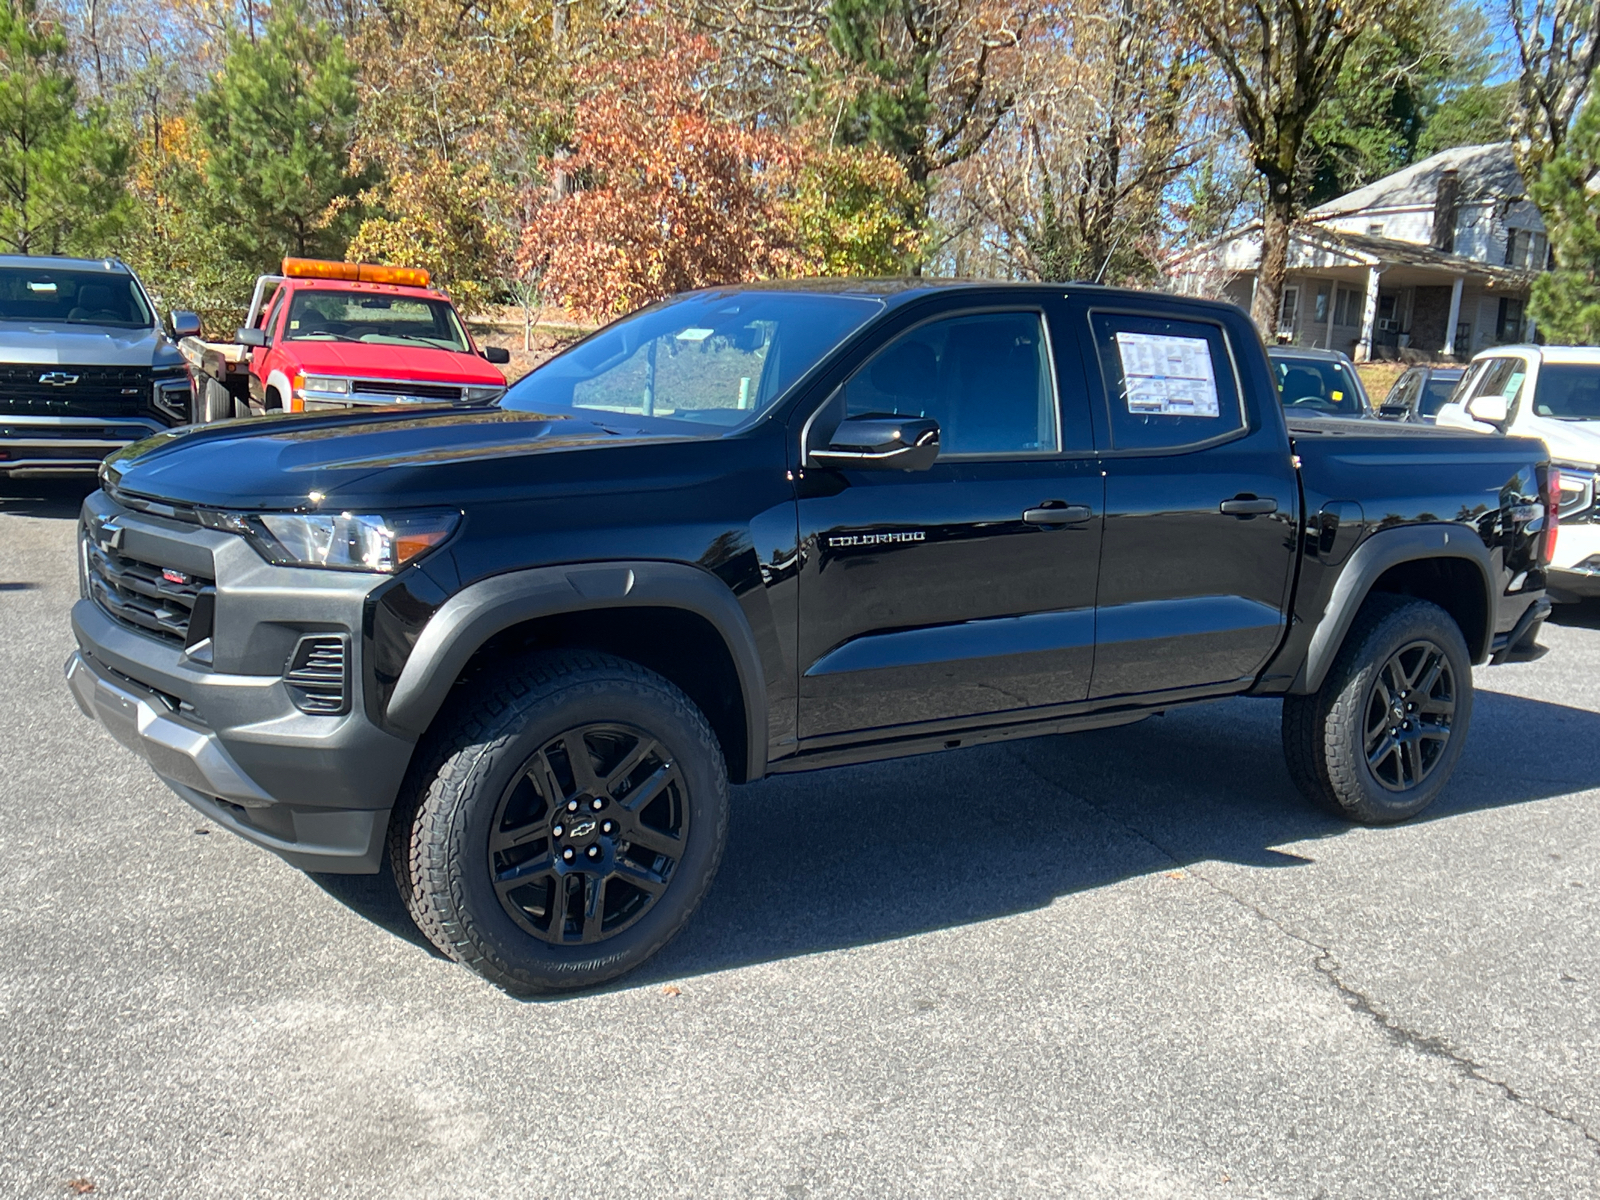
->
xmin=1466 ymin=393 xmax=1509 ymax=427
xmin=169 ymin=310 xmax=202 ymax=339
xmin=811 ymin=415 xmax=940 ymax=471
xmin=481 ymin=346 xmax=511 ymax=364
xmin=234 ymin=327 xmax=268 ymax=348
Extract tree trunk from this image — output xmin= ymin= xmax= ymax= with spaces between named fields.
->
xmin=1253 ymin=183 xmax=1294 ymax=338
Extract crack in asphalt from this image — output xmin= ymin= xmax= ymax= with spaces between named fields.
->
xmin=1008 ymin=748 xmax=1600 ymax=1156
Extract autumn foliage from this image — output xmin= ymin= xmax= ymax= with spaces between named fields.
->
xmin=521 ymin=22 xmax=921 ymax=321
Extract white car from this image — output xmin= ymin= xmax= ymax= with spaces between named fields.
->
xmin=1436 ymin=344 xmax=1600 ymax=600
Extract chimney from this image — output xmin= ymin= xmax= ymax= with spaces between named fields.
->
xmin=1432 ymin=167 xmax=1460 ymax=253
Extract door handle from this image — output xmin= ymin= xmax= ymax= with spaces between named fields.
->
xmin=1023 ymin=504 xmax=1093 ymax=526
xmin=1219 ymin=495 xmax=1278 ymax=516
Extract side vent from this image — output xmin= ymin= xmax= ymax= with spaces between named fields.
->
xmin=284 ymin=635 xmax=350 ymax=715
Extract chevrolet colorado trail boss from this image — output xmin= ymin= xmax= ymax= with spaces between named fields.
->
xmin=0 ymin=255 xmax=199 ymax=473
xmin=65 ymin=280 xmax=1555 ymax=994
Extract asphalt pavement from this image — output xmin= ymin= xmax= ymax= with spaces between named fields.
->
xmin=2 ymin=477 xmax=1598 ymax=1199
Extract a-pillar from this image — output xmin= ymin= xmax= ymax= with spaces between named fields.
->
xmin=1356 ymin=265 xmax=1383 ymax=362
xmin=1442 ymin=275 xmax=1465 ymax=358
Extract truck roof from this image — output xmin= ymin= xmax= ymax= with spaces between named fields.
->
xmin=0 ymin=254 xmax=132 ymax=273
xmin=277 ymin=276 xmax=450 ymax=302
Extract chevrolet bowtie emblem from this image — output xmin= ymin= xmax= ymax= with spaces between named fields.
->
xmin=39 ymin=371 xmax=80 ymax=387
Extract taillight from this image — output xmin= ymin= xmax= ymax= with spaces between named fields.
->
xmin=1545 ymin=465 xmax=1560 ymax=564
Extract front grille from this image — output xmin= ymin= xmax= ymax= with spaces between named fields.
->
xmin=284 ymin=635 xmax=350 ymax=715
xmin=351 ymin=379 xmax=463 ymax=402
xmin=86 ymin=539 xmax=213 ymax=646
xmin=0 ymin=365 xmax=155 ymax=417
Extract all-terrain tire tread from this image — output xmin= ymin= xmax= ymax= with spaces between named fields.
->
xmin=397 ymin=650 xmax=728 ymax=993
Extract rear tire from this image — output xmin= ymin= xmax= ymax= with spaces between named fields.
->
xmin=1283 ymin=595 xmax=1472 ymax=824
xmin=392 ymin=651 xmax=729 ymax=994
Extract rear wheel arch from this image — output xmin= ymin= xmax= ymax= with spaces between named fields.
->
xmin=385 ymin=562 xmax=768 ymax=784
xmin=1293 ymin=525 xmax=1495 ymax=694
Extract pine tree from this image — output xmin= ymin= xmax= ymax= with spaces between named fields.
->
xmin=191 ymin=0 xmax=367 ymax=271
xmin=0 ymin=0 xmax=128 ymax=255
xmin=1530 ymin=75 xmax=1600 ymax=342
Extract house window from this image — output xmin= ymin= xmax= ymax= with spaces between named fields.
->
xmin=1367 ymin=222 xmax=1385 ymax=237
xmin=1314 ymin=283 xmax=1330 ymax=324
xmin=1496 ymin=297 xmax=1526 ymax=343
xmin=1505 ymin=229 xmax=1530 ymax=268
xmin=1278 ymin=285 xmax=1299 ymax=336
xmin=1334 ymin=285 xmax=1365 ymax=326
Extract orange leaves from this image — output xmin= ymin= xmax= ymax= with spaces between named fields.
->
xmin=519 ymin=21 xmax=810 ymax=321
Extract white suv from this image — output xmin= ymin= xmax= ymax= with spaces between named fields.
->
xmin=1436 ymin=344 xmax=1600 ymax=600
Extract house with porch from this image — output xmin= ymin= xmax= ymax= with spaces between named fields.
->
xmin=1168 ymin=143 xmax=1546 ymax=361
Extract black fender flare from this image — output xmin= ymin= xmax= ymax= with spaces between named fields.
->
xmin=1290 ymin=524 xmax=1495 ymax=695
xmin=384 ymin=560 xmax=768 ymax=781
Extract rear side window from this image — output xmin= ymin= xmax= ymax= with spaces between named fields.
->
xmin=1419 ymin=376 xmax=1460 ymax=417
xmin=1532 ymin=363 xmax=1600 ymax=419
xmin=1089 ymin=311 xmax=1242 ymax=450
xmin=1272 ymin=356 xmax=1365 ymax=417
xmin=1382 ymin=370 xmax=1419 ymax=412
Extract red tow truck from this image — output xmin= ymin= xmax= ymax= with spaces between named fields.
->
xmin=182 ymin=258 xmax=511 ymax=422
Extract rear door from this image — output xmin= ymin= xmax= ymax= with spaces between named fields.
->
xmin=1068 ymin=300 xmax=1299 ymax=700
xmin=793 ymin=297 xmax=1104 ymax=740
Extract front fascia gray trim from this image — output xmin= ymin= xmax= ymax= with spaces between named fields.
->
xmin=384 ymin=560 xmax=770 ymax=780
xmin=1289 ymin=523 xmax=1494 ymax=694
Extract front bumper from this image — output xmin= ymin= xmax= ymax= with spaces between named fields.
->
xmin=66 ymin=492 xmax=420 ymax=873
xmin=0 ymin=414 xmax=169 ymax=473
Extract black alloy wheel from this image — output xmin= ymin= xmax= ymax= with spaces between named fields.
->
xmin=392 ymin=651 xmax=729 ymax=995
xmin=1282 ymin=594 xmax=1473 ymax=824
xmin=490 ymin=723 xmax=687 ymax=945
xmin=1362 ymin=639 xmax=1456 ymax=792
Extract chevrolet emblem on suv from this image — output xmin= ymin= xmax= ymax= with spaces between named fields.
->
xmin=38 ymin=371 xmax=80 ymax=386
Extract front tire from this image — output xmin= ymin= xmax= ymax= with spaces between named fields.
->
xmin=393 ymin=651 xmax=730 ymax=995
xmin=1283 ymin=595 xmax=1473 ymax=824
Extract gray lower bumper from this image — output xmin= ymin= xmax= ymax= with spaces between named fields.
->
xmin=65 ymin=649 xmax=389 ymax=873
xmin=1 ymin=414 xmax=169 ymax=472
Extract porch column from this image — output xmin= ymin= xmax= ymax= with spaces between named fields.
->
xmin=1324 ymin=279 xmax=1337 ymax=349
xmin=1442 ymin=275 xmax=1465 ymax=357
xmin=1356 ymin=265 xmax=1383 ymax=362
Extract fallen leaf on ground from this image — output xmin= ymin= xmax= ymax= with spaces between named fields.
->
xmin=661 ymin=984 xmax=681 ymax=997
xmin=67 ymin=1180 xmax=96 ymax=1195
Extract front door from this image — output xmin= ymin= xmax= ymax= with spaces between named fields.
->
xmin=794 ymin=304 xmax=1103 ymax=741
xmin=1070 ymin=303 xmax=1299 ymax=700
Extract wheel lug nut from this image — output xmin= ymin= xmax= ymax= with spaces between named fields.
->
xmin=567 ymin=799 xmax=579 ymax=812
xmin=553 ymin=824 xmax=564 ymax=838
xmin=562 ymin=847 xmax=575 ymax=862
xmin=587 ymin=845 xmax=601 ymax=859
xmin=592 ymin=797 xmax=605 ymax=811
xmin=602 ymin=820 xmax=615 ymax=834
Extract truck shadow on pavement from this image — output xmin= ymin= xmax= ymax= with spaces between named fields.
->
xmin=313 ymin=685 xmax=1600 ymax=993
xmin=0 ymin=477 xmax=97 ymax=521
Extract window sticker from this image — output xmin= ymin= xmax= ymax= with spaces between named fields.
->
xmin=1114 ymin=331 xmax=1220 ymax=417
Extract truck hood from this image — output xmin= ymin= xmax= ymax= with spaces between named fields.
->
xmin=104 ymin=405 xmax=696 ymax=510
xmin=0 ymin=322 xmax=166 ymax=366
xmin=279 ymin=340 xmax=506 ymax=385
xmin=1519 ymin=413 xmax=1600 ymax=467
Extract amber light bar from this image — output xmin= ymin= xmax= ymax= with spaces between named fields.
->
xmin=281 ymin=257 xmax=431 ymax=288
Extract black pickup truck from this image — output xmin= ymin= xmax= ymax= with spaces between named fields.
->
xmin=65 ymin=280 xmax=1554 ymax=994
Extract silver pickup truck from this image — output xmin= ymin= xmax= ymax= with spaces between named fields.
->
xmin=0 ymin=254 xmax=198 ymax=475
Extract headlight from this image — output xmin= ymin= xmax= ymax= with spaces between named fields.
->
xmin=298 ymin=375 xmax=350 ymax=394
xmin=199 ymin=508 xmax=460 ymax=572
xmin=463 ymin=385 xmax=506 ymax=404
xmin=153 ymin=370 xmax=194 ymax=419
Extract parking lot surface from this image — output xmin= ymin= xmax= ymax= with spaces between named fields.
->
xmin=3 ymin=478 xmax=1599 ymax=1199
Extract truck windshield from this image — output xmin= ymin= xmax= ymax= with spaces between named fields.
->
xmin=283 ymin=290 xmax=470 ymax=352
xmin=1274 ymin=357 xmax=1367 ymax=416
xmin=0 ymin=268 xmax=153 ymax=328
xmin=1531 ymin=364 xmax=1600 ymax=420
xmin=501 ymin=290 xmax=885 ymax=432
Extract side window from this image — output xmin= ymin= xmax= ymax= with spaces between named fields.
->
xmin=1387 ymin=371 xmax=1420 ymax=410
xmin=839 ymin=311 xmax=1059 ymax=456
xmin=1089 ymin=311 xmax=1243 ymax=451
xmin=260 ymin=288 xmax=286 ymax=342
xmin=1471 ymin=358 xmax=1527 ymax=408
